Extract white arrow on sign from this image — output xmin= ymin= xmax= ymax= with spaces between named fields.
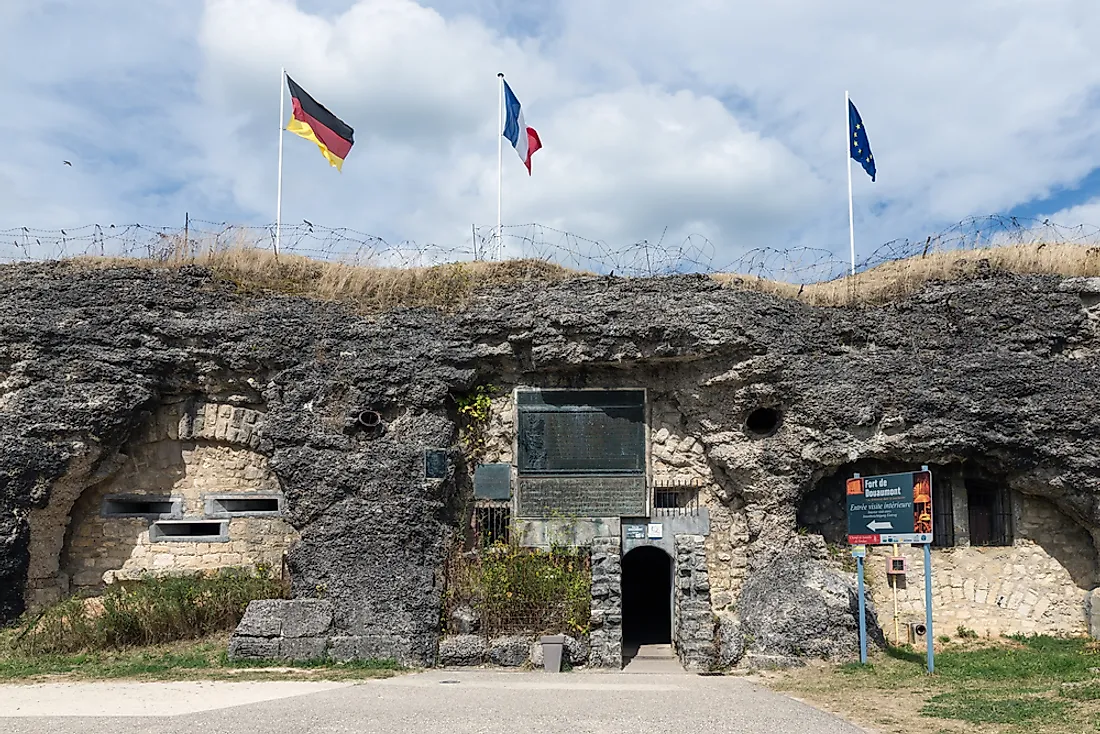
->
xmin=867 ymin=520 xmax=894 ymax=531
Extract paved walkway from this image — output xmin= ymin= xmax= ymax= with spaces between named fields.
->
xmin=621 ymin=643 xmax=684 ymax=673
xmin=0 ymin=670 xmax=864 ymax=734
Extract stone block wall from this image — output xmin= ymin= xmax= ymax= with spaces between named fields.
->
xmin=436 ymin=633 xmax=590 ymax=668
xmin=866 ymin=493 xmax=1096 ymax=637
xmin=649 ymin=403 xmax=745 ymax=613
xmin=25 ymin=402 xmax=298 ymax=609
xmin=673 ymin=534 xmax=717 ymax=671
xmin=229 ymin=598 xmax=438 ymax=667
xmin=588 ymin=537 xmax=623 ymax=668
xmin=228 ymin=599 xmax=333 ymax=662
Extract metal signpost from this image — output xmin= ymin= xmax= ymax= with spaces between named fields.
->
xmin=846 ymin=467 xmax=936 ymax=674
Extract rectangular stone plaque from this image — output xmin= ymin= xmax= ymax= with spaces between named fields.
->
xmin=424 ymin=449 xmax=448 ymax=479
xmin=474 ymin=463 xmax=511 ymax=500
xmin=516 ymin=475 xmax=646 ymax=518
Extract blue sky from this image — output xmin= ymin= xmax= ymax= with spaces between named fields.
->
xmin=2 ymin=0 xmax=1100 ymax=270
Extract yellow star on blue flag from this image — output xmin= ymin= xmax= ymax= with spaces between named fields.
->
xmin=848 ymin=99 xmax=876 ymax=182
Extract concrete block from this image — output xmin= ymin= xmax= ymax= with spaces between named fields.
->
xmin=235 ymin=599 xmax=284 ymax=637
xmin=438 ymin=634 xmax=486 ymax=666
xmin=279 ymin=637 xmax=328 ymax=661
xmin=282 ymin=600 xmax=334 ymax=637
xmin=329 ymin=636 xmax=363 ymax=662
xmin=358 ymin=635 xmax=413 ymax=663
xmin=227 ymin=636 xmax=280 ymax=660
xmin=487 ymin=635 xmax=531 ymax=667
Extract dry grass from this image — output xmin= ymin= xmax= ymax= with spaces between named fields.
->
xmin=70 ymin=246 xmax=578 ymax=314
xmin=714 ymin=242 xmax=1100 ymax=306
xmin=61 ymin=239 xmax=1100 ymax=312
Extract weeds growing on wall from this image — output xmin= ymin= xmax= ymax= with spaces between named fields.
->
xmin=454 ymin=384 xmax=495 ymax=458
xmin=12 ymin=568 xmax=288 ymax=655
xmin=444 ymin=545 xmax=591 ymax=637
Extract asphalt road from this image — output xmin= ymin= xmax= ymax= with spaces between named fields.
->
xmin=0 ymin=670 xmax=865 ymax=734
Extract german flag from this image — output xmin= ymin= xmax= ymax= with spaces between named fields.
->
xmin=286 ymin=76 xmax=354 ymax=170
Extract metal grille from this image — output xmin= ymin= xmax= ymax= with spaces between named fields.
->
xmin=652 ymin=479 xmax=701 ymax=517
xmin=473 ymin=503 xmax=511 ymax=548
xmin=517 ymin=390 xmax=645 ymax=475
xmin=442 ymin=548 xmax=591 ymax=637
xmin=967 ymin=479 xmax=1013 ymax=547
xmin=931 ymin=477 xmax=954 ymax=548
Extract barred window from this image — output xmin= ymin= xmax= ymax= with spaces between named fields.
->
xmin=966 ymin=479 xmax=1013 ymax=547
xmin=931 ymin=478 xmax=954 ymax=548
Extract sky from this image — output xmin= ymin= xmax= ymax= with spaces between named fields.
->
xmin=2 ymin=0 xmax=1100 ymax=272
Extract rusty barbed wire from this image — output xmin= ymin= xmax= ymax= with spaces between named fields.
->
xmin=2 ymin=215 xmax=1098 ymax=284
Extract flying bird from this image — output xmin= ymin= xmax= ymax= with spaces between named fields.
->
xmin=62 ymin=160 xmax=72 ymax=166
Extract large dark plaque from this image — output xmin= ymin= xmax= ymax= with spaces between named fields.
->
xmin=516 ymin=475 xmax=646 ymax=518
xmin=517 ymin=389 xmax=645 ymax=475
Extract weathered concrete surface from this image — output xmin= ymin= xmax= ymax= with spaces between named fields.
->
xmin=0 ymin=672 xmax=865 ymax=734
xmin=737 ymin=540 xmax=885 ymax=665
xmin=0 ymin=681 xmax=353 ymax=718
xmin=2 ymin=263 xmax=1100 ymax=664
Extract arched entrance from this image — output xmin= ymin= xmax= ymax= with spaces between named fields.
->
xmin=621 ymin=545 xmax=673 ymax=648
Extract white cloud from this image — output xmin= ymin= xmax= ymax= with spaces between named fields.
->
xmin=2 ymin=0 xmax=1100 ymax=272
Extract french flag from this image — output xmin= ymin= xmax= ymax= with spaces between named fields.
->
xmin=502 ymin=79 xmax=542 ymax=174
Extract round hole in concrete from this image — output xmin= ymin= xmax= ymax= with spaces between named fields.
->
xmin=745 ymin=407 xmax=781 ymax=438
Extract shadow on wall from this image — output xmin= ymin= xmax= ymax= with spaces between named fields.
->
xmin=1017 ymin=493 xmax=1099 ymax=590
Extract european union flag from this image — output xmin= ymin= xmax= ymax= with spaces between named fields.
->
xmin=848 ymin=99 xmax=876 ymax=182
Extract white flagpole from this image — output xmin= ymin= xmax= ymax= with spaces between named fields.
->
xmin=846 ymin=90 xmax=855 ymax=276
xmin=276 ymin=67 xmax=286 ymax=258
xmin=496 ymin=73 xmax=504 ymax=261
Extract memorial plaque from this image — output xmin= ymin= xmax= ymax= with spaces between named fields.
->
xmin=424 ymin=449 xmax=448 ymax=479
xmin=517 ymin=390 xmax=646 ymax=474
xmin=474 ymin=463 xmax=511 ymax=500
xmin=516 ymin=475 xmax=647 ymax=518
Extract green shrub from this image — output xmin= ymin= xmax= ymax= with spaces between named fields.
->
xmin=445 ymin=546 xmax=590 ymax=637
xmin=14 ymin=568 xmax=287 ymax=655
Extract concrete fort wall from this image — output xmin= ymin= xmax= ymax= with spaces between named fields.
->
xmin=864 ymin=493 xmax=1096 ymax=638
xmin=4 ymin=264 xmax=1100 ymax=667
xmin=24 ymin=402 xmax=297 ymax=609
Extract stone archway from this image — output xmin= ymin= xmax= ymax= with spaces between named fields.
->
xmin=24 ymin=401 xmax=298 ymax=610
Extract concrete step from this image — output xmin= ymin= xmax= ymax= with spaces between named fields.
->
xmin=622 ymin=644 xmax=683 ymax=673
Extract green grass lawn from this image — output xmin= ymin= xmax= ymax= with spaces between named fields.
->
xmin=0 ymin=631 xmax=404 ymax=682
xmin=769 ymin=636 xmax=1100 ymax=734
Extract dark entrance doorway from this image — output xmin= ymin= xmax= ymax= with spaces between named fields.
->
xmin=621 ymin=545 xmax=672 ymax=646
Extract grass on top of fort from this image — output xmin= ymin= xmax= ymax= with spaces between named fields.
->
xmin=767 ymin=634 xmax=1100 ymax=734
xmin=58 ymin=239 xmax=1100 ymax=313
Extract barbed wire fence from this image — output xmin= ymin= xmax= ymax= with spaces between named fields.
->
xmin=2 ymin=215 xmax=1098 ymax=284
